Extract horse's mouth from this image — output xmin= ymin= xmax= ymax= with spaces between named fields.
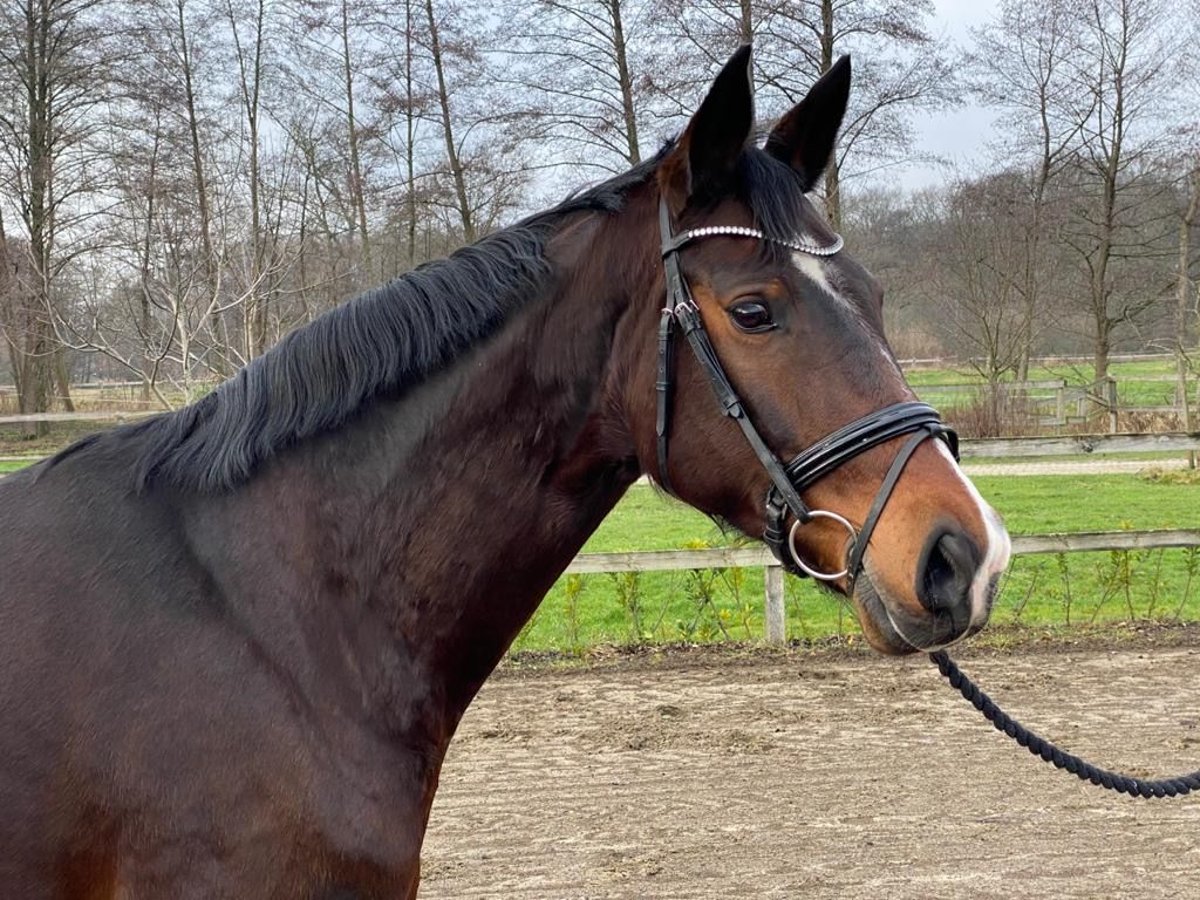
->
xmin=851 ymin=574 xmax=990 ymax=656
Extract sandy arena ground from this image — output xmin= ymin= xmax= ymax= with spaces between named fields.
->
xmin=420 ymin=641 xmax=1200 ymax=899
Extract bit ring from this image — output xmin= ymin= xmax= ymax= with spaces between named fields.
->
xmin=787 ymin=510 xmax=857 ymax=582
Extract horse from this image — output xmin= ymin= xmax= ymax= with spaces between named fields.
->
xmin=0 ymin=46 xmax=1009 ymax=898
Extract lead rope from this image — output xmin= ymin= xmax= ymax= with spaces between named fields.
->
xmin=930 ymin=650 xmax=1200 ymax=799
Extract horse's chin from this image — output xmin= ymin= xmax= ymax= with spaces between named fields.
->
xmin=850 ymin=576 xmax=920 ymax=655
xmin=849 ymin=573 xmax=979 ymax=657
xmin=851 ymin=572 xmax=989 ymax=655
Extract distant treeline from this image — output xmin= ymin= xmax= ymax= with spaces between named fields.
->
xmin=0 ymin=0 xmax=1196 ymax=420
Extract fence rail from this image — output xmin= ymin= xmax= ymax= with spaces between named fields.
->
xmin=0 ymin=411 xmax=157 ymax=425
xmin=567 ymin=529 xmax=1200 ymax=644
xmin=960 ymin=431 xmax=1200 ymax=458
xmin=3 ymin=409 xmax=1197 ymax=457
xmin=899 ymin=352 xmax=1178 ymax=369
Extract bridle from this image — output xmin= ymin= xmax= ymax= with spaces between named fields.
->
xmin=655 ymin=196 xmax=958 ymax=585
xmin=658 ymin=197 xmax=1200 ymax=803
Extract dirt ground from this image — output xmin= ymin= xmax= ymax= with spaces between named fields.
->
xmin=420 ymin=640 xmax=1200 ymax=899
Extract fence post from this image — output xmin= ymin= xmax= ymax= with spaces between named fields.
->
xmin=764 ymin=563 xmax=785 ymax=644
xmin=1191 ymin=380 xmax=1199 ymax=469
xmin=1107 ymin=377 xmax=1119 ymax=433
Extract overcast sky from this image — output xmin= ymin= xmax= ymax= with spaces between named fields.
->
xmin=897 ymin=0 xmax=1001 ymax=189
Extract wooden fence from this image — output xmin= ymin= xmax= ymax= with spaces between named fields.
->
xmin=2 ymin=429 xmax=1197 ymax=468
xmin=566 ymin=529 xmax=1200 ymax=644
xmin=4 ymin=367 xmax=1198 ymax=432
xmin=2 ymin=411 xmax=1197 ymax=454
xmin=959 ymin=430 xmax=1200 ymax=457
xmin=910 ymin=375 xmax=1199 ymax=431
xmin=0 ymin=411 xmax=157 ymax=425
xmin=899 ymin=352 xmax=1178 ymax=370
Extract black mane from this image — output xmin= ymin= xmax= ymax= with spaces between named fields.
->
xmin=52 ymin=144 xmax=819 ymax=493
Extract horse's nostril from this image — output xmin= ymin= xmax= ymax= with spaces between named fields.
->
xmin=919 ymin=530 xmax=979 ymax=617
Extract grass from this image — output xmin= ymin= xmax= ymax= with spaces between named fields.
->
xmin=513 ymin=474 xmax=1200 ymax=654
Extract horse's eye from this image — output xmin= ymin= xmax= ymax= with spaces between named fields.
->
xmin=729 ymin=299 xmax=775 ymax=333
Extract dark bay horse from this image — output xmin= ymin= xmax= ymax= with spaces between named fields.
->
xmin=0 ymin=47 xmax=1009 ymax=898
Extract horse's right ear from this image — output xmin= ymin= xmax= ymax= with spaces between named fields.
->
xmin=764 ymin=55 xmax=851 ymax=192
xmin=660 ymin=45 xmax=755 ymax=210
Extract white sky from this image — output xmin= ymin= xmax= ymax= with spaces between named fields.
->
xmin=894 ymin=0 xmax=1002 ymax=190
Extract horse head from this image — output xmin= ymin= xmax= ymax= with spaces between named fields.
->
xmin=620 ymin=47 xmax=1010 ymax=654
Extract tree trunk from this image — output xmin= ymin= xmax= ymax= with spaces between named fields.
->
xmin=53 ymin=349 xmax=74 ymax=411
xmin=228 ymin=0 xmax=269 ymax=356
xmin=1093 ymin=323 xmax=1111 ymax=425
xmin=818 ymin=0 xmax=841 ymax=230
xmin=21 ymin=0 xmax=57 ymax=434
xmin=1177 ymin=164 xmax=1199 ymax=438
xmin=341 ymin=0 xmax=371 ymax=276
xmin=738 ymin=0 xmax=752 ymax=44
xmin=176 ymin=0 xmax=228 ymax=375
xmin=1017 ymin=172 xmax=1049 ymax=383
xmin=139 ymin=119 xmax=162 ymax=403
xmin=249 ymin=0 xmax=267 ymax=356
xmin=405 ymin=0 xmax=417 ymax=268
xmin=609 ymin=0 xmax=639 ymax=166
xmin=425 ymin=0 xmax=474 ymax=243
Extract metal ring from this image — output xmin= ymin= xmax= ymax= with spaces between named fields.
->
xmin=787 ymin=510 xmax=858 ymax=582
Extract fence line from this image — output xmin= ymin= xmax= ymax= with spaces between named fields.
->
xmin=960 ymin=431 xmax=1200 ymax=458
xmin=899 ymin=352 xmax=1177 ymax=370
xmin=3 ymin=409 xmax=1197 ymax=458
xmin=566 ymin=529 xmax=1200 ymax=644
xmin=4 ymin=371 xmax=1196 ymax=434
xmin=0 ymin=411 xmax=157 ymax=425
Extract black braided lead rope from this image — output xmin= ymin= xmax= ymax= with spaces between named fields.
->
xmin=930 ymin=650 xmax=1200 ymax=799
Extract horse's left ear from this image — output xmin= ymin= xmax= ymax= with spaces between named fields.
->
xmin=661 ymin=45 xmax=755 ymax=207
xmin=765 ymin=55 xmax=851 ymax=192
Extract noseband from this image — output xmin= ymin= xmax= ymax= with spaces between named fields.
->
xmin=655 ymin=197 xmax=958 ymax=584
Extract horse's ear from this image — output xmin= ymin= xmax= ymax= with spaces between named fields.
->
xmin=661 ymin=45 xmax=755 ymax=208
xmin=764 ymin=55 xmax=851 ymax=192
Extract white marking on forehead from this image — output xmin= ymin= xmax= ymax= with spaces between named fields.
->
xmin=790 ymin=252 xmax=842 ymax=303
xmin=790 ymin=251 xmax=898 ymax=374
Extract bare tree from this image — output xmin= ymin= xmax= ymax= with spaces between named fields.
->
xmin=224 ymin=0 xmax=273 ymax=355
xmin=924 ymin=177 xmax=1030 ymax=385
xmin=1171 ymin=1 xmax=1200 ymax=434
xmin=0 ymin=0 xmax=123 ymax=429
xmin=1173 ymin=156 xmax=1199 ymax=430
xmin=281 ymin=0 xmax=380 ymax=277
xmin=500 ymin=0 xmax=655 ymax=179
xmin=423 ymin=0 xmax=474 ymax=242
xmin=1059 ymin=0 xmax=1181 ymax=396
xmin=969 ymin=0 xmax=1092 ymax=379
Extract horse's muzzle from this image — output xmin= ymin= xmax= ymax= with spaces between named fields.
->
xmin=855 ymin=526 xmax=998 ymax=655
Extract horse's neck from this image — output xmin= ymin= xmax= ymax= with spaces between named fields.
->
xmin=207 ymin=221 xmax=649 ymax=742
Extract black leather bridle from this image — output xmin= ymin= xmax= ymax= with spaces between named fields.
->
xmin=655 ymin=197 xmax=958 ymax=584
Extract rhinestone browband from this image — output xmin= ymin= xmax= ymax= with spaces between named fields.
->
xmin=674 ymin=225 xmax=844 ymax=257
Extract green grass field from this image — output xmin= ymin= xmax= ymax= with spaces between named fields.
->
xmin=513 ymin=474 xmax=1200 ymax=653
